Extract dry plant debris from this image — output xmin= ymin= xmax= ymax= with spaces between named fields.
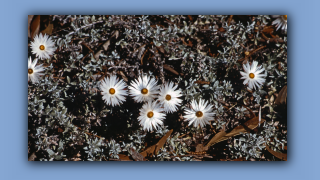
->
xmin=28 ymin=15 xmax=287 ymax=161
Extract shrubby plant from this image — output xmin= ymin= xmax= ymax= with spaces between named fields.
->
xmin=28 ymin=15 xmax=287 ymax=161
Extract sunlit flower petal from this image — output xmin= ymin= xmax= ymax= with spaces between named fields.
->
xmin=30 ymin=33 xmax=57 ymax=60
xmin=99 ymin=75 xmax=128 ymax=107
xmin=240 ymin=61 xmax=266 ymax=90
xmin=138 ymin=101 xmax=166 ymax=132
xmin=183 ymin=99 xmax=215 ymax=128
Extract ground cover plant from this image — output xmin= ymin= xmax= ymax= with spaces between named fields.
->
xmin=28 ymin=15 xmax=287 ymax=161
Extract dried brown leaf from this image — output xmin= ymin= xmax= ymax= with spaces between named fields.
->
xmin=118 ymin=154 xmax=132 ymax=161
xmin=41 ymin=21 xmax=53 ymax=35
xmin=118 ymin=71 xmax=128 ymax=82
xmin=129 ymin=148 xmax=145 ymax=161
xmin=112 ymin=30 xmax=119 ymax=39
xmin=262 ymin=26 xmax=275 ymax=35
xmin=28 ymin=15 xmax=34 ymax=38
xmin=155 ymin=129 xmax=173 ymax=153
xmin=140 ymin=48 xmax=148 ymax=65
xmin=275 ymin=85 xmax=287 ymax=105
xmin=103 ymin=40 xmax=110 ymax=51
xmin=232 ymin=157 xmax=245 ymax=161
xmin=186 ymin=40 xmax=193 ymax=47
xmin=156 ymin=45 xmax=165 ymax=54
xmin=134 ymin=44 xmax=146 ymax=59
xmin=30 ymin=15 xmax=40 ymax=40
xmin=244 ymin=116 xmax=265 ymax=129
xmin=205 ymin=131 xmax=227 ymax=148
xmin=266 ymin=145 xmax=287 ymax=161
xmin=94 ymin=50 xmax=103 ymax=61
xmin=226 ymin=116 xmax=265 ymax=137
xmin=195 ymin=143 xmax=208 ymax=152
xmin=58 ymin=127 xmax=64 ymax=133
xmin=205 ymin=117 xmax=265 ymax=147
xmin=71 ymin=152 xmax=82 ymax=161
xmin=28 ymin=152 xmax=36 ymax=161
xmin=218 ymin=27 xmax=226 ymax=32
xmin=163 ymin=64 xmax=179 ymax=75
xmin=227 ymin=15 xmax=233 ymax=26
xmin=194 ymin=80 xmax=210 ymax=85
xmin=140 ymin=129 xmax=173 ymax=158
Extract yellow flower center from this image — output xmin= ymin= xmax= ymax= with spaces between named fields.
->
xmin=39 ymin=45 xmax=45 ymax=50
xmin=141 ymin=88 xmax=148 ymax=94
xmin=283 ymin=15 xmax=287 ymax=20
xmin=249 ymin=73 xmax=255 ymax=79
xmin=109 ymin=88 xmax=115 ymax=95
xmin=165 ymin=94 xmax=171 ymax=101
xmin=244 ymin=51 xmax=250 ymax=56
xmin=147 ymin=111 xmax=154 ymax=118
xmin=28 ymin=69 xmax=33 ymax=74
xmin=196 ymin=111 xmax=203 ymax=118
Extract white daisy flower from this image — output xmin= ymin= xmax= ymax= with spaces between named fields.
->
xmin=129 ymin=75 xmax=159 ymax=103
xmin=30 ymin=33 xmax=57 ymax=60
xmin=272 ymin=15 xmax=287 ymax=33
xmin=183 ymin=99 xmax=215 ymax=128
xmin=99 ymin=75 xmax=128 ymax=107
xmin=138 ymin=101 xmax=166 ymax=132
xmin=28 ymin=57 xmax=45 ymax=84
xmin=240 ymin=61 xmax=266 ymax=90
xmin=157 ymin=81 xmax=182 ymax=113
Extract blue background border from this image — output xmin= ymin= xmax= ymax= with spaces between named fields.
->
xmin=0 ymin=0 xmax=318 ymax=179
